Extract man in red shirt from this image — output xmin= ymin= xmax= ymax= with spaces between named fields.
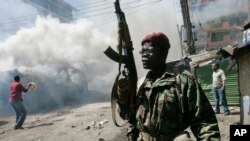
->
xmin=10 ymin=75 xmax=31 ymax=130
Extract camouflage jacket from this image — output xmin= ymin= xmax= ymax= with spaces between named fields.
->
xmin=117 ymin=70 xmax=220 ymax=141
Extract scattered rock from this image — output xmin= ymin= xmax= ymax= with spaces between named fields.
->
xmin=98 ymin=124 xmax=104 ymax=129
xmin=0 ymin=102 xmax=239 ymax=141
xmin=100 ymin=114 xmax=105 ymax=116
xmin=99 ymin=119 xmax=108 ymax=126
xmin=97 ymin=137 xmax=105 ymax=141
xmin=90 ymin=121 xmax=96 ymax=126
xmin=85 ymin=126 xmax=90 ymax=130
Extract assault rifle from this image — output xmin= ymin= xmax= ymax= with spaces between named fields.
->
xmin=104 ymin=0 xmax=137 ymax=126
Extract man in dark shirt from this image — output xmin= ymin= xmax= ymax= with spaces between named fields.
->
xmin=10 ymin=75 xmax=31 ymax=130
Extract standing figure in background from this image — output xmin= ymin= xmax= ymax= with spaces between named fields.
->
xmin=212 ymin=63 xmax=230 ymax=115
xmin=9 ymin=75 xmax=31 ymax=130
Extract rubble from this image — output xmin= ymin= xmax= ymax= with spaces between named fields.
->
xmin=0 ymin=102 xmax=239 ymax=141
xmin=85 ymin=119 xmax=109 ymax=130
xmin=99 ymin=119 xmax=108 ymax=126
xmin=85 ymin=126 xmax=90 ymax=130
xmin=97 ymin=137 xmax=105 ymax=141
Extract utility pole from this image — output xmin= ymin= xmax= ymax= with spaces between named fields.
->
xmin=177 ymin=25 xmax=184 ymax=57
xmin=249 ymin=0 xmax=250 ymax=21
xmin=180 ymin=0 xmax=196 ymax=55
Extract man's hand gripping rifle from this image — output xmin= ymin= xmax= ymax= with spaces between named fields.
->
xmin=104 ymin=0 xmax=137 ymax=126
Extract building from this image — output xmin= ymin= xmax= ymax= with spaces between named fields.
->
xmin=0 ymin=0 xmax=75 ymax=39
xmin=189 ymin=0 xmax=248 ymax=53
xmin=183 ymin=0 xmax=247 ymax=106
xmin=212 ymin=22 xmax=250 ymax=124
xmin=23 ymin=0 xmax=75 ymax=23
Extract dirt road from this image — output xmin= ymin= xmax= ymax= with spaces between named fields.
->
xmin=0 ymin=102 xmax=240 ymax=141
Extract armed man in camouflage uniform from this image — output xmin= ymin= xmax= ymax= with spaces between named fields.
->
xmin=117 ymin=32 xmax=220 ymax=141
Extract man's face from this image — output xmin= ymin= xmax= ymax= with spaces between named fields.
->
xmin=212 ymin=64 xmax=218 ymax=71
xmin=140 ymin=42 xmax=165 ymax=70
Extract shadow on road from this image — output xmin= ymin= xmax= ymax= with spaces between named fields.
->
xmin=0 ymin=121 xmax=9 ymax=126
xmin=26 ymin=122 xmax=54 ymax=129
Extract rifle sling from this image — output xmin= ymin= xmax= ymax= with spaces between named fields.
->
xmin=111 ymin=72 xmax=129 ymax=127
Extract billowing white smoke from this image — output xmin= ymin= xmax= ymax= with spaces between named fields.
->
xmin=0 ymin=0 xmax=185 ymax=114
xmin=0 ymin=17 xmax=117 ymax=113
xmin=191 ymin=0 xmax=248 ymax=24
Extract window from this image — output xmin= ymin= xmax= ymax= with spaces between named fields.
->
xmin=191 ymin=0 xmax=198 ymax=4
xmin=211 ymin=31 xmax=228 ymax=42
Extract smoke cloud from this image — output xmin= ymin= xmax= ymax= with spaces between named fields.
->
xmin=190 ymin=0 xmax=248 ymax=25
xmin=0 ymin=16 xmax=117 ymax=114
xmin=0 ymin=0 xmax=184 ymax=114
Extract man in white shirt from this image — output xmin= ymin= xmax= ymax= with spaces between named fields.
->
xmin=212 ymin=63 xmax=230 ymax=115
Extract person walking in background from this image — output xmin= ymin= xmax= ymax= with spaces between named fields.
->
xmin=212 ymin=63 xmax=230 ymax=115
xmin=9 ymin=75 xmax=31 ymax=130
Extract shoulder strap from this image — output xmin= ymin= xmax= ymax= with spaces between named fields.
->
xmin=181 ymin=70 xmax=195 ymax=80
xmin=176 ymin=74 xmax=183 ymax=124
xmin=175 ymin=71 xmax=191 ymax=123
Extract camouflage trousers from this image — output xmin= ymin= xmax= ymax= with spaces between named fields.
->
xmin=136 ymin=131 xmax=193 ymax=141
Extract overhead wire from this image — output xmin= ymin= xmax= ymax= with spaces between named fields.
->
xmin=0 ymin=0 xmax=138 ymax=26
xmin=95 ymin=0 xmax=162 ymax=27
xmin=75 ymin=0 xmax=113 ymax=10
xmin=76 ymin=5 xmax=114 ymax=15
xmin=124 ymin=0 xmax=162 ymax=18
xmin=89 ymin=0 xmax=144 ymax=48
xmin=87 ymin=13 xmax=115 ymax=22
xmin=94 ymin=0 xmax=146 ymax=48
xmin=97 ymin=6 xmax=160 ymax=54
xmin=75 ymin=0 xmax=142 ymax=16
xmin=76 ymin=0 xmax=160 ymax=20
xmin=75 ymin=0 xmax=143 ymax=15
xmin=122 ymin=0 xmax=161 ymax=11
xmin=121 ymin=0 xmax=142 ymax=5
xmin=76 ymin=0 xmax=140 ymax=10
xmin=93 ymin=1 xmax=159 ymax=27
xmin=96 ymin=0 xmax=143 ymax=42
xmin=76 ymin=10 xmax=114 ymax=19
